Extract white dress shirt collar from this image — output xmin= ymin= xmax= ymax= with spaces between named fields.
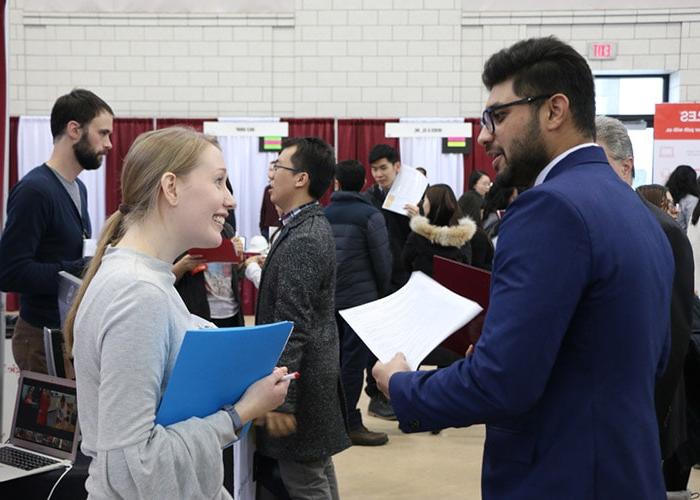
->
xmin=533 ymin=143 xmax=598 ymax=187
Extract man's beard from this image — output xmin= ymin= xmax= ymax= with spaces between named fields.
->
xmin=73 ymin=132 xmax=104 ymax=171
xmin=496 ymin=115 xmax=550 ymax=189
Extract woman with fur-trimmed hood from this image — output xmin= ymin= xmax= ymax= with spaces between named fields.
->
xmin=402 ymin=183 xmax=476 ymax=277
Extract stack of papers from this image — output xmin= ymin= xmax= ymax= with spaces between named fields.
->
xmin=381 ymin=166 xmax=429 ymax=216
xmin=339 ymin=272 xmax=483 ymax=370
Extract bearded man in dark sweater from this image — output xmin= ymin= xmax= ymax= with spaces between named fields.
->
xmin=0 ymin=89 xmax=113 ymax=372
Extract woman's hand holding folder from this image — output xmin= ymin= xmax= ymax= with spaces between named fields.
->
xmin=233 ymin=367 xmax=291 ymax=425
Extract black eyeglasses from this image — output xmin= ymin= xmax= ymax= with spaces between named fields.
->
xmin=480 ymin=94 xmax=553 ymax=134
xmin=272 ymin=162 xmax=303 ymax=174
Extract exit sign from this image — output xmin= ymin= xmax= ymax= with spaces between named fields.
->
xmin=588 ymin=42 xmax=617 ymax=60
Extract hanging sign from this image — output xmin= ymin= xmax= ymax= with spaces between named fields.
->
xmin=385 ymin=122 xmax=472 ymax=139
xmin=652 ymin=103 xmax=700 ymax=183
xmin=203 ymin=121 xmax=289 ymax=137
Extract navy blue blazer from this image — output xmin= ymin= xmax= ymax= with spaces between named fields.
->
xmin=390 ymin=146 xmax=673 ymax=499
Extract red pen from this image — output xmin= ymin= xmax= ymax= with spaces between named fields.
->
xmin=281 ymin=372 xmax=300 ymax=381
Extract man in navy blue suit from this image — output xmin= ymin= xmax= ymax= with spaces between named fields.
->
xmin=374 ymin=37 xmax=674 ymax=499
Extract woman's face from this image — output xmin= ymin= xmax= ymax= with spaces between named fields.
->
xmin=175 ymin=144 xmax=235 ymax=249
xmin=665 ymin=191 xmax=679 ymax=220
xmin=474 ymin=175 xmax=492 ymax=196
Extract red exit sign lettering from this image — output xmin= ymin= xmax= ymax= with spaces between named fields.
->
xmin=588 ymin=42 xmax=617 ymax=60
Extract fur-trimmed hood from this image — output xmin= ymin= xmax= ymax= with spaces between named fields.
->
xmin=409 ymin=215 xmax=476 ymax=247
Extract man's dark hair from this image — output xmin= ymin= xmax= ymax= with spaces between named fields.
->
xmin=468 ymin=169 xmax=489 ymax=191
xmin=282 ymin=136 xmax=336 ymax=200
xmin=459 ymin=190 xmax=484 ymax=225
xmin=335 ymin=160 xmax=366 ymax=192
xmin=483 ymin=178 xmax=517 ymax=220
xmin=369 ymin=144 xmax=400 ymax=165
xmin=481 ymin=37 xmax=595 ymax=139
xmin=665 ymin=164 xmax=700 ymax=204
xmin=50 ymin=88 xmax=114 ymax=140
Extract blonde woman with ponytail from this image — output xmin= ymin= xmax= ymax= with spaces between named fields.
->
xmin=64 ymin=127 xmax=290 ymax=500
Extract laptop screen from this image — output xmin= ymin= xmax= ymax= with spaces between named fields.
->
xmin=11 ymin=372 xmax=79 ymax=460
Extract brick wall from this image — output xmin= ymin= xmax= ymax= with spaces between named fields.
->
xmin=8 ymin=0 xmax=700 ymax=117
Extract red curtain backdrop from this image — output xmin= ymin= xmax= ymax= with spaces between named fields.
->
xmin=3 ymin=2 xmax=17 ymax=312
xmin=8 ymin=117 xmax=17 ymax=189
xmin=155 ymin=118 xmax=214 ymax=132
xmin=6 ymin=118 xmax=18 ymax=311
xmin=337 ymin=119 xmax=399 ymax=192
xmin=284 ymin=118 xmax=336 ymax=205
xmin=463 ymin=118 xmax=493 ymax=192
xmin=104 ymin=118 xmax=154 ymax=216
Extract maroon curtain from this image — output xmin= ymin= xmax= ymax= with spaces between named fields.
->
xmin=337 ymin=119 xmax=399 ymax=192
xmin=463 ymin=118 xmax=494 ymax=192
xmin=285 ymin=118 xmax=336 ymax=205
xmin=155 ymin=118 xmax=215 ymax=132
xmin=6 ymin=124 xmax=18 ymax=311
xmin=8 ymin=117 xmax=18 ymax=189
xmin=104 ymin=118 xmax=154 ymax=216
xmin=3 ymin=2 xmax=17 ymax=312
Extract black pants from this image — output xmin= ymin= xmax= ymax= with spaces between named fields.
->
xmin=211 ymin=313 xmax=244 ymax=328
xmin=663 ymin=452 xmax=691 ymax=491
xmin=336 ymin=312 xmax=374 ymax=429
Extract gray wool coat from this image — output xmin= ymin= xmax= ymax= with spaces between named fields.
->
xmin=255 ymin=203 xmax=351 ymax=462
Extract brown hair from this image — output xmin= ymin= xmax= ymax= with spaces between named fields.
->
xmin=63 ymin=127 xmax=220 ymax=354
xmin=636 ymin=184 xmax=670 ymax=212
xmin=424 ymin=184 xmax=462 ymax=227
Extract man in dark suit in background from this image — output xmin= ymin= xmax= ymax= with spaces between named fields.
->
xmin=596 ymin=115 xmax=695 ymax=500
xmin=374 ymin=37 xmax=674 ymax=499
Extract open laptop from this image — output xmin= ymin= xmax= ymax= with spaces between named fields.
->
xmin=0 ymin=371 xmax=80 ymax=482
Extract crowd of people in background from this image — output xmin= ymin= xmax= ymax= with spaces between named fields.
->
xmin=4 ymin=35 xmax=700 ymax=500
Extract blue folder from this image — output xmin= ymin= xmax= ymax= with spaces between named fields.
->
xmin=155 ymin=321 xmax=294 ymax=427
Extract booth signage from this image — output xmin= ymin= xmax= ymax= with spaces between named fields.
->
xmin=203 ymin=121 xmax=289 ymax=137
xmin=385 ymin=122 xmax=472 ymax=138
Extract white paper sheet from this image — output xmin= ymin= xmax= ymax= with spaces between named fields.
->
xmin=382 ymin=166 xmax=429 ymax=216
xmin=339 ymin=272 xmax=483 ymax=370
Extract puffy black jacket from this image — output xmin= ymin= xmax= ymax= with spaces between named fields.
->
xmin=325 ymin=191 xmax=392 ymax=309
xmin=402 ymin=215 xmax=475 ymax=277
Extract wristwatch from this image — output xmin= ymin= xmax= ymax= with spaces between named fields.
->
xmin=222 ymin=404 xmax=244 ymax=434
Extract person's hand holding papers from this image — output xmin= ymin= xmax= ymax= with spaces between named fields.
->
xmin=404 ymin=203 xmax=420 ymax=218
xmin=373 ymin=353 xmax=411 ymax=399
xmin=339 ymin=272 xmax=483 ymax=371
xmin=232 ymin=235 xmax=245 ymax=257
